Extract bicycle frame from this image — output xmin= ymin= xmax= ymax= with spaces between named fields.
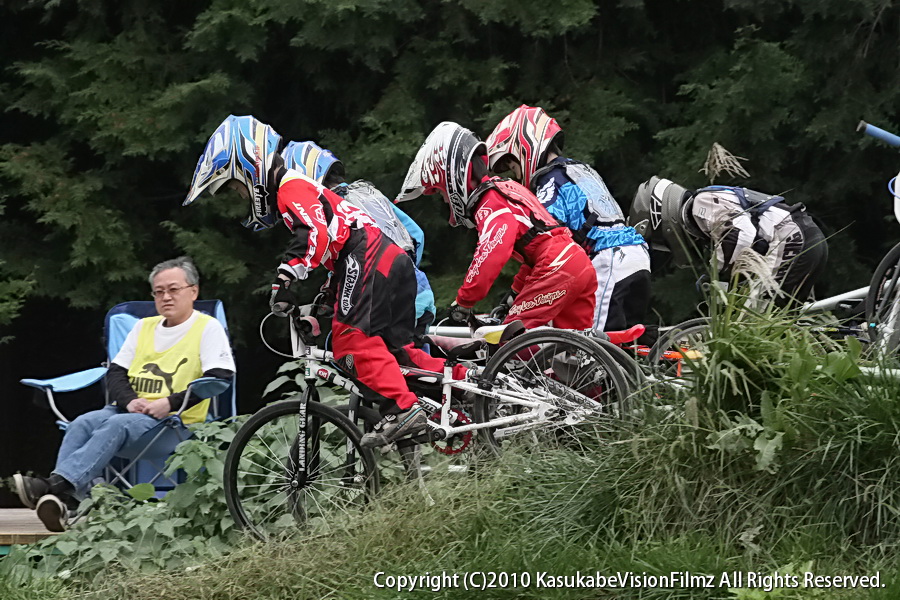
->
xmin=283 ymin=311 xmax=590 ymax=447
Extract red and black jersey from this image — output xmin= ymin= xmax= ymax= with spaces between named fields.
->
xmin=275 ymin=171 xmax=378 ymax=279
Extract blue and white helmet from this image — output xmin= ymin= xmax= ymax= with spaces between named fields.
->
xmin=184 ymin=115 xmax=283 ymax=231
xmin=281 ymin=141 xmax=344 ymax=184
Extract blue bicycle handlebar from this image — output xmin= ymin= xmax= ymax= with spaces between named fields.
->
xmin=858 ymin=120 xmax=900 ymax=148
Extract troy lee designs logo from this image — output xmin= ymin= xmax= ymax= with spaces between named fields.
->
xmin=465 ymin=224 xmax=507 ymax=283
xmin=508 ymin=290 xmax=567 ymax=316
xmin=340 ymin=254 xmax=361 ymax=316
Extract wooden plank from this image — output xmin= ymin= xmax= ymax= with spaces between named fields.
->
xmin=0 ymin=508 xmax=58 ymax=545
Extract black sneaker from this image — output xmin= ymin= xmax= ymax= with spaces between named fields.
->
xmin=36 ymin=494 xmax=69 ymax=532
xmin=13 ymin=474 xmax=49 ymax=510
xmin=360 ymin=403 xmax=428 ymax=448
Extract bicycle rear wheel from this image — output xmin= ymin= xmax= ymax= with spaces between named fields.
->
xmin=866 ymin=241 xmax=900 ymax=356
xmin=473 ymin=329 xmax=632 ymax=454
xmin=224 ymin=392 xmax=379 ymax=540
xmin=646 ymin=318 xmax=712 ymax=384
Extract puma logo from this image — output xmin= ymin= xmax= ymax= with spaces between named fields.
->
xmin=131 ymin=357 xmax=189 ymax=395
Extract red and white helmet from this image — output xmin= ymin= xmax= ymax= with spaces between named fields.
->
xmin=395 ymin=122 xmax=486 ymax=229
xmin=485 ymin=105 xmax=563 ymax=189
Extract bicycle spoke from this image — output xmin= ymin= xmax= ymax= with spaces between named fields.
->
xmin=224 ymin=400 xmax=377 ymax=540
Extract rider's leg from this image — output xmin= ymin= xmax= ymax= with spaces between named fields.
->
xmin=590 ymin=247 xmax=616 ymax=331
xmin=773 ymin=212 xmax=828 ymax=308
xmin=333 ymin=323 xmax=419 ymax=412
xmin=331 ymin=227 xmax=429 ymax=447
xmin=331 ymin=227 xmax=420 ymax=414
xmin=603 ymin=243 xmax=652 ymax=332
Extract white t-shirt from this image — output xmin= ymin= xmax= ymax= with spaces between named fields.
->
xmin=112 ymin=310 xmax=236 ymax=373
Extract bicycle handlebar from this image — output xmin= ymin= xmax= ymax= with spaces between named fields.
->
xmin=858 ymin=120 xmax=900 ymax=148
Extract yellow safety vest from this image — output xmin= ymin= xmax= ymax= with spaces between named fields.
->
xmin=127 ymin=314 xmax=211 ymax=425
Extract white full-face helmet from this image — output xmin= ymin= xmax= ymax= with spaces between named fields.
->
xmin=395 ymin=122 xmax=486 ymax=229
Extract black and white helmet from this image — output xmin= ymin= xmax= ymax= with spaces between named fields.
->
xmin=395 ymin=122 xmax=486 ymax=229
xmin=629 ymin=176 xmax=698 ymax=267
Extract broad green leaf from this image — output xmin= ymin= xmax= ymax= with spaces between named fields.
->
xmin=126 ymin=483 xmax=156 ymax=502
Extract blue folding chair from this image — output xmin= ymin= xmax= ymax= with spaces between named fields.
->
xmin=20 ymin=300 xmax=236 ymax=495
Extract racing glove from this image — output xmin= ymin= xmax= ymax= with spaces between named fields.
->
xmin=448 ymin=301 xmax=472 ymax=325
xmin=270 ymin=276 xmax=296 ymax=317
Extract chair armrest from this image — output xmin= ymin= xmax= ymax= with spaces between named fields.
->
xmin=21 ymin=366 xmax=109 ymax=424
xmin=20 ymin=367 xmax=108 ymax=393
xmin=171 ymin=377 xmax=232 ymax=415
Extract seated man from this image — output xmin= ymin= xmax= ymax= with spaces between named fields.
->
xmin=14 ymin=256 xmax=235 ymax=531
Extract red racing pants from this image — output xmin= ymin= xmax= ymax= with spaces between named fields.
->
xmin=331 ymin=227 xmax=449 ymax=414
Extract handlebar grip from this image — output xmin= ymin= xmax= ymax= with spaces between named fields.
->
xmin=272 ymin=302 xmax=293 ymax=317
xmin=858 ymin=120 xmax=900 ymax=148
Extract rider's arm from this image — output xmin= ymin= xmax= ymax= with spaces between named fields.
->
xmin=534 ymin=170 xmax=581 ymax=231
xmin=275 ymin=179 xmax=331 ymax=280
xmin=392 ymin=205 xmax=424 ymax=266
xmin=715 ymin=213 xmax=756 ymax=275
xmin=511 ymin=263 xmax=532 ymax=295
xmin=455 ymin=195 xmax=519 ymax=308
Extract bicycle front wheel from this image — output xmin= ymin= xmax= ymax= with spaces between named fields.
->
xmin=866 ymin=241 xmax=900 ymax=356
xmin=473 ymin=329 xmax=633 ymax=454
xmin=224 ymin=393 xmax=379 ymax=540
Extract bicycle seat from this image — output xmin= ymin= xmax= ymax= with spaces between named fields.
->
xmin=605 ymin=324 xmax=646 ymax=345
xmin=445 ymin=340 xmax=486 ymax=361
xmin=473 ymin=320 xmax=525 ymax=345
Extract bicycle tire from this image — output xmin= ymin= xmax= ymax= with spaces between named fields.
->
xmin=224 ymin=392 xmax=379 ymax=540
xmin=647 ymin=318 xmax=711 ymax=362
xmin=592 ymin=336 xmax=648 ymax=390
xmin=473 ymin=329 xmax=632 ymax=453
xmin=646 ymin=317 xmax=712 ymax=379
xmin=866 ymin=241 xmax=900 ymax=355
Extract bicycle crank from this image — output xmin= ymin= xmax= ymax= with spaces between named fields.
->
xmin=429 ymin=408 xmax=473 ymax=454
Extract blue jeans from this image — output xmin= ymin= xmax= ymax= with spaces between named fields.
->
xmin=53 ymin=405 xmax=161 ymax=498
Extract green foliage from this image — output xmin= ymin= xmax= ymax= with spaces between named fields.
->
xmin=0 ymin=260 xmax=31 ymax=342
xmin=632 ymin=287 xmax=900 ymax=554
xmin=0 ymin=570 xmax=63 ymax=600
xmin=1 ymin=420 xmax=241 ymax=583
xmin=1 ymin=0 xmax=896 ymax=334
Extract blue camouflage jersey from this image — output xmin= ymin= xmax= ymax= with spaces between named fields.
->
xmin=532 ymin=157 xmax=646 ymax=254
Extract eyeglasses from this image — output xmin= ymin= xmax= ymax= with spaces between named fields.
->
xmin=151 ymin=284 xmax=195 ymax=299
